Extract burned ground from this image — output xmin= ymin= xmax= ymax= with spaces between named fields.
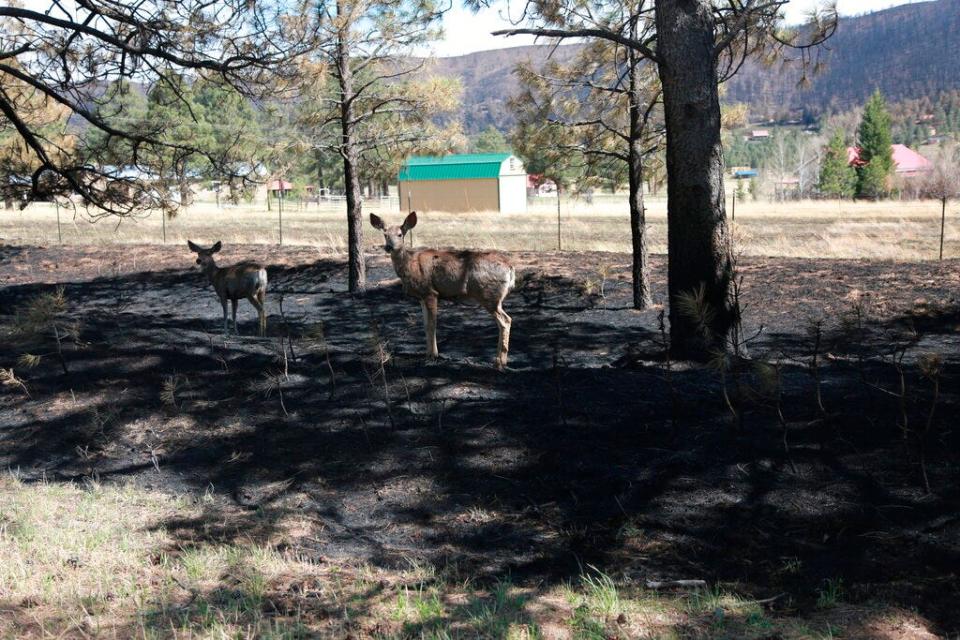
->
xmin=1 ymin=244 xmax=959 ymax=636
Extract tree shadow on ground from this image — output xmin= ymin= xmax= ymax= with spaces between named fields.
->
xmin=1 ymin=250 xmax=959 ymax=634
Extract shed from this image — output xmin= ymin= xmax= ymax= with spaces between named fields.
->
xmin=398 ymin=153 xmax=527 ymax=214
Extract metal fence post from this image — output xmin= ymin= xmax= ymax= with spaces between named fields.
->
xmin=556 ymin=187 xmax=562 ymax=251
xmin=55 ymin=201 xmax=62 ymax=245
xmin=278 ymin=190 xmax=283 ymax=246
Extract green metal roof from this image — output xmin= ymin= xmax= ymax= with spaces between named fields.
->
xmin=398 ymin=153 xmax=511 ymax=182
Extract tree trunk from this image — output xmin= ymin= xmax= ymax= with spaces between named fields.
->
xmin=316 ymin=151 xmax=326 ymax=195
xmin=656 ymin=0 xmax=733 ymax=359
xmin=627 ymin=42 xmax=652 ymax=310
xmin=176 ymin=158 xmax=192 ymax=207
xmin=335 ymin=5 xmax=365 ymax=294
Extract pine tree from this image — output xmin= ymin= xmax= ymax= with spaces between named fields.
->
xmin=856 ymin=90 xmax=894 ymax=198
xmin=818 ymin=129 xmax=857 ymax=199
xmin=470 ymin=127 xmax=511 ymax=154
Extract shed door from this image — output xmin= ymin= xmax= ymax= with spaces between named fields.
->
xmin=497 ymin=175 xmax=527 ymax=214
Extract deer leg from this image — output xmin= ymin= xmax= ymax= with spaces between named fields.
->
xmin=487 ymin=302 xmax=511 ymax=371
xmin=220 ymin=297 xmax=229 ymax=335
xmin=422 ymin=296 xmax=439 ymax=359
xmin=247 ymin=294 xmax=265 ymax=337
xmin=496 ymin=305 xmax=512 ymax=370
xmin=257 ymin=290 xmax=267 ymax=336
xmin=231 ymin=298 xmax=239 ymax=335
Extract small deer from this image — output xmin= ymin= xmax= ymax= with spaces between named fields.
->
xmin=370 ymin=212 xmax=515 ymax=370
xmin=187 ymin=240 xmax=267 ymax=336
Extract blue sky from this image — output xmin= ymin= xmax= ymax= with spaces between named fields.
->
xmin=432 ymin=0 xmax=930 ymax=57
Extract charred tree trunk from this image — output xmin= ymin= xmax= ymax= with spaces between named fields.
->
xmin=335 ymin=5 xmax=365 ymax=294
xmin=656 ymin=0 xmax=733 ymax=359
xmin=627 ymin=42 xmax=652 ymax=310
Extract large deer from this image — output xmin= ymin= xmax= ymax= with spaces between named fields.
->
xmin=369 ymin=212 xmax=515 ymax=370
xmin=187 ymin=240 xmax=267 ymax=336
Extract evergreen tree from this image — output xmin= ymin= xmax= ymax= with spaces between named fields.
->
xmin=144 ymin=73 xmax=207 ymax=206
xmin=470 ymin=127 xmax=511 ymax=153
xmin=193 ymin=78 xmax=265 ymax=204
xmin=818 ymin=129 xmax=857 ymax=199
xmin=856 ymin=90 xmax=894 ymax=198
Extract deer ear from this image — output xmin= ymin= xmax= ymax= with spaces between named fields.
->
xmin=211 ymin=241 xmax=222 ymax=253
xmin=401 ymin=211 xmax=417 ymax=233
xmin=369 ymin=213 xmax=384 ymax=230
xmin=187 ymin=240 xmax=201 ymax=252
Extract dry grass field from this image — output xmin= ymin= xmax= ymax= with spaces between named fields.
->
xmin=1 ymin=197 xmax=957 ymax=260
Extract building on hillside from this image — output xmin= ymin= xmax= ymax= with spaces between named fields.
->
xmin=748 ymin=130 xmax=771 ymax=142
xmin=397 ymin=153 xmax=527 ymax=214
xmin=846 ymin=144 xmax=932 ymax=178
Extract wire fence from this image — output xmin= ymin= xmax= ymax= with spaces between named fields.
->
xmin=1 ymin=196 xmax=956 ymax=260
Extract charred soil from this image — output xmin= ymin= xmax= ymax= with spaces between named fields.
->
xmin=2 ymin=244 xmax=959 ymax=634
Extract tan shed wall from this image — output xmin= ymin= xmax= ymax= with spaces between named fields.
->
xmin=399 ymin=178 xmax=500 ymax=213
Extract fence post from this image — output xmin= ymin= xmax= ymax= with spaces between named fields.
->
xmin=940 ymin=197 xmax=946 ymax=261
xmin=55 ymin=201 xmax=62 ymax=245
xmin=162 ymin=210 xmax=166 ymax=244
xmin=278 ymin=190 xmax=283 ymax=246
xmin=731 ymin=190 xmax=736 ymax=222
xmin=556 ymin=186 xmax=562 ymax=251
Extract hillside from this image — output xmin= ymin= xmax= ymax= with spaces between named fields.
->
xmin=427 ymin=0 xmax=960 ymax=132
xmin=725 ymin=0 xmax=960 ymax=120
xmin=423 ymin=44 xmax=580 ymax=133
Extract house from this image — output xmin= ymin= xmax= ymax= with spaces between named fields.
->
xmin=397 ymin=153 xmax=527 ymax=214
xmin=748 ymin=130 xmax=770 ymax=142
xmin=527 ymin=174 xmax=557 ymax=196
xmin=267 ymin=179 xmax=293 ymax=198
xmin=846 ymin=144 xmax=932 ymax=178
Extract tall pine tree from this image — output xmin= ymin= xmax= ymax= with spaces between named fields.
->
xmin=818 ymin=129 xmax=857 ymax=199
xmin=856 ymin=90 xmax=894 ymax=198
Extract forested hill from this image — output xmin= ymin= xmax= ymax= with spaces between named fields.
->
xmin=428 ymin=0 xmax=960 ymax=132
xmin=423 ymin=45 xmax=580 ymax=133
xmin=723 ymin=0 xmax=960 ymax=120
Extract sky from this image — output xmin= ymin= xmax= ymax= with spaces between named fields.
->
xmin=431 ymin=0 xmax=931 ymax=57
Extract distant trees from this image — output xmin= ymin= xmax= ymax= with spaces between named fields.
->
xmin=818 ymin=130 xmax=858 ymax=199
xmin=192 ymin=79 xmax=265 ymax=205
xmin=512 ymin=30 xmax=663 ymax=308
xmin=0 ymin=0 xmax=310 ymax=215
xmin=144 ymin=73 xmax=205 ymax=207
xmin=470 ymin=127 xmax=512 ymax=154
xmin=302 ymin=0 xmax=456 ymax=293
xmin=856 ymin=90 xmax=895 ymax=198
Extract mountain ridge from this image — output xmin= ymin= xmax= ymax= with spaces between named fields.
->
xmin=421 ymin=0 xmax=959 ymax=133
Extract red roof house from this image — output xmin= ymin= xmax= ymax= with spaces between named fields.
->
xmin=846 ymin=144 xmax=932 ymax=177
xmin=268 ymin=179 xmax=293 ymax=192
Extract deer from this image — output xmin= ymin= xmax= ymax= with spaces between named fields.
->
xmin=187 ymin=240 xmax=268 ymax=336
xmin=369 ymin=212 xmax=515 ymax=370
